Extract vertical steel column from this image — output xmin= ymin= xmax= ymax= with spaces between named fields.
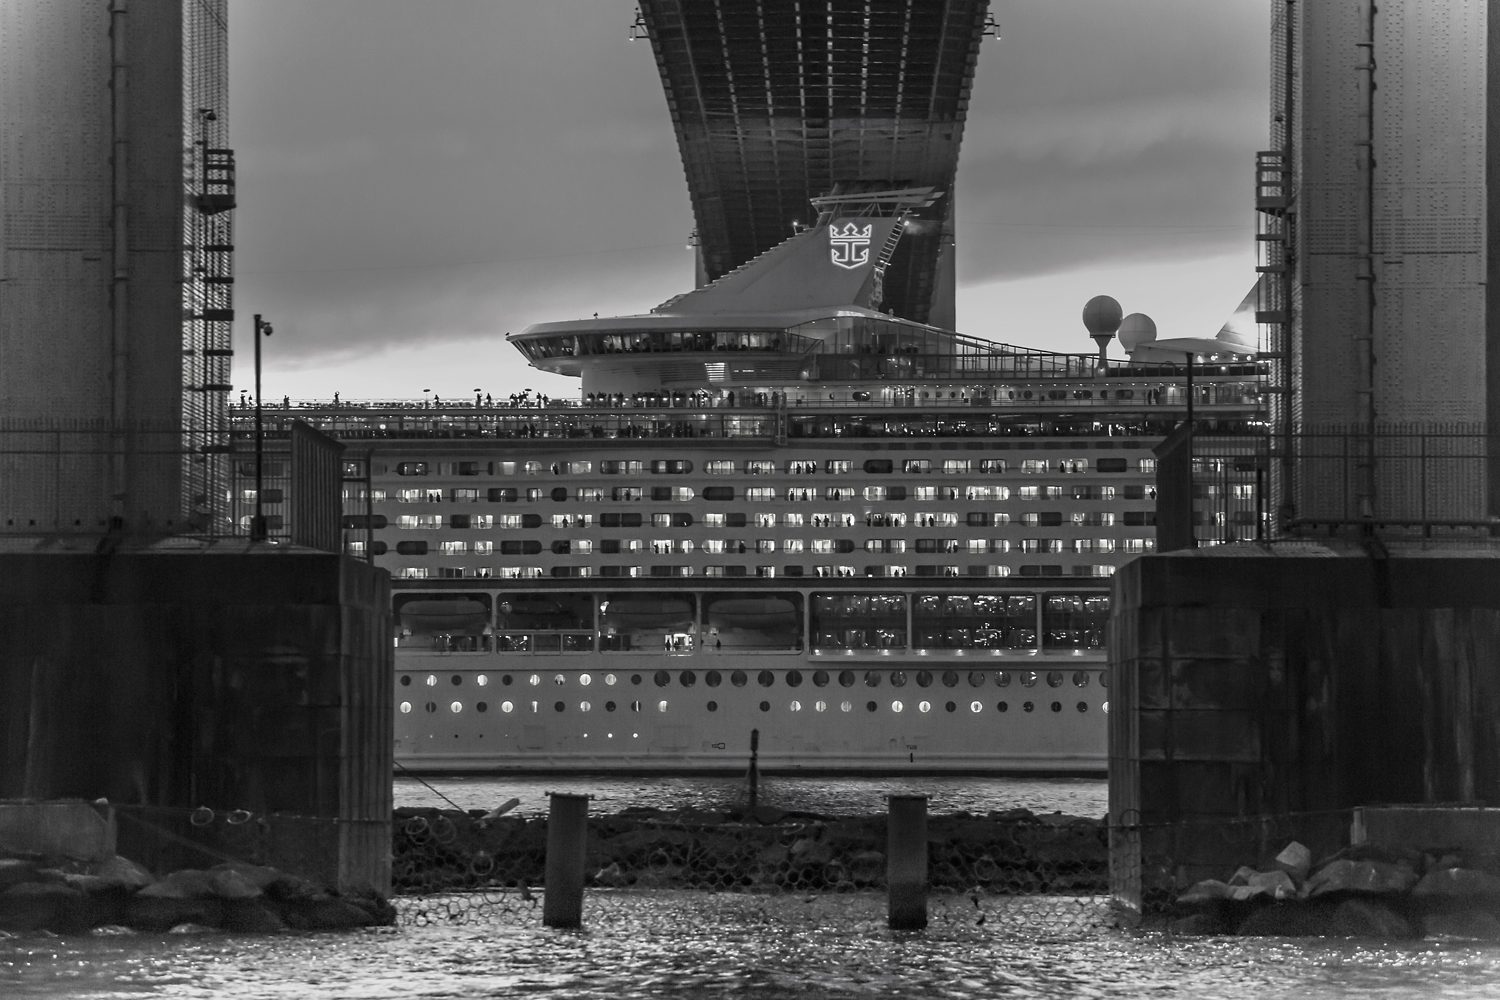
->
xmin=1353 ymin=0 xmax=1378 ymax=520
xmin=543 ymin=793 xmax=589 ymax=928
xmin=109 ymin=0 xmax=129 ymax=525
xmin=887 ymin=794 xmax=928 ymax=930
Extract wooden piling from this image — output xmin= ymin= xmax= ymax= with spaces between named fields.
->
xmin=747 ymin=728 xmax=760 ymax=811
xmin=887 ymin=794 xmax=928 ymax=930
xmin=542 ymin=792 xmax=589 ymax=928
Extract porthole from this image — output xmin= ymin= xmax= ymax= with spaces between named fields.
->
xmin=657 ymin=700 xmax=668 ymax=712
xmin=891 ymin=700 xmax=904 ymax=713
xmin=1072 ymin=671 xmax=1089 ymax=688
xmin=1051 ymin=701 xmax=1062 ymax=712
xmin=477 ymin=702 xmax=487 ymax=713
xmin=996 ymin=672 xmax=1012 ymax=688
xmin=864 ymin=671 xmax=882 ymax=688
xmin=757 ymin=670 xmax=775 ymax=687
xmin=838 ymin=670 xmax=856 ymax=687
xmin=915 ymin=670 xmax=933 ymax=688
xmin=1023 ymin=701 xmax=1035 ymax=713
xmin=451 ymin=675 xmax=462 ymax=686
xmin=866 ymin=701 xmax=878 ymax=712
xmin=654 ymin=670 xmax=670 ymax=687
xmin=477 ymin=675 xmax=489 ymax=687
xmin=425 ymin=702 xmax=437 ymax=713
xmin=578 ymin=674 xmax=591 ymax=687
xmin=707 ymin=701 xmax=718 ymax=712
xmin=553 ymin=673 xmax=566 ymax=686
xmin=400 ymin=675 xmax=412 ymax=687
xmin=631 ymin=674 xmax=642 ymax=685
xmin=889 ymin=671 xmax=906 ymax=688
xmin=501 ymin=701 xmax=514 ymax=713
xmin=968 ymin=671 xmax=986 ymax=688
xmin=1046 ymin=671 xmax=1064 ymax=688
xmin=731 ymin=670 xmax=748 ymax=687
xmin=941 ymin=671 xmax=959 ymax=688
xmin=760 ymin=701 xmax=771 ymax=712
xmin=918 ymin=700 xmax=931 ymax=713
xmin=451 ymin=701 xmax=463 ymax=713
xmin=970 ymin=700 xmax=983 ymax=713
xmin=998 ymin=701 xmax=1009 ymax=712
xmin=529 ymin=674 xmax=541 ymax=687
xmin=554 ymin=701 xmax=565 ymax=712
xmin=679 ymin=670 xmax=696 ymax=687
xmin=813 ymin=670 xmax=830 ymax=687
xmin=502 ymin=675 xmax=513 ymax=686
xmin=705 ymin=670 xmax=722 ymax=687
xmin=604 ymin=673 xmax=617 ymax=686
xmin=399 ymin=701 xmax=412 ymax=714
xmin=840 ymin=700 xmax=852 ymax=712
xmin=580 ymin=701 xmax=591 ymax=712
xmin=1020 ymin=671 xmax=1038 ymax=688
xmin=1100 ymin=673 xmax=1109 ymax=689
xmin=786 ymin=670 xmax=803 ymax=687
xmin=426 ymin=675 xmax=438 ymax=687
xmin=815 ymin=700 xmax=827 ymax=712
xmin=945 ymin=701 xmax=956 ymax=713
xmin=1077 ymin=702 xmax=1088 ymax=712
xmin=1102 ymin=701 xmax=1109 ymax=714
xmin=790 ymin=700 xmax=802 ymax=712
xmin=606 ymin=701 xmax=616 ymax=712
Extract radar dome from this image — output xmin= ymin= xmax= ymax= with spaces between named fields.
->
xmin=1082 ymin=295 xmax=1123 ymax=336
xmin=1117 ymin=313 xmax=1158 ymax=352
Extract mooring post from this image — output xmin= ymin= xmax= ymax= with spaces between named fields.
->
xmin=747 ymin=728 xmax=760 ymax=811
xmin=887 ymin=794 xmax=928 ymax=930
xmin=542 ymin=792 xmax=589 ymax=928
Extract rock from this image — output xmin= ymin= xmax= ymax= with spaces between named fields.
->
xmin=90 ymin=925 xmax=136 ymax=936
xmin=0 ymin=859 xmax=39 ymax=891
xmin=282 ymin=897 xmax=376 ymax=931
xmin=1170 ymin=911 xmax=1227 ymax=935
xmin=0 ymin=882 xmax=86 ymax=933
xmin=207 ymin=862 xmax=284 ymax=892
xmin=1423 ymin=909 xmax=1500 ymax=940
xmin=848 ymin=850 xmax=884 ymax=884
xmin=1227 ymin=866 xmax=1260 ymax=887
xmin=1177 ymin=879 xmax=1232 ymax=905
xmin=1236 ymin=901 xmax=1339 ymax=937
xmin=789 ymin=839 xmax=833 ymax=866
xmin=1328 ymin=898 xmax=1414 ymax=938
xmin=749 ymin=805 xmax=787 ymax=825
xmin=1275 ymin=841 xmax=1312 ymax=883
xmin=1306 ymin=859 xmax=1417 ymax=897
xmin=91 ymin=856 xmax=154 ymax=891
xmin=1411 ymin=867 xmax=1500 ymax=901
xmin=1246 ymin=870 xmax=1298 ymax=901
xmin=138 ymin=869 xmax=218 ymax=900
xmin=125 ymin=895 xmax=223 ymax=932
xmin=988 ymin=808 xmax=1037 ymax=823
xmin=221 ymin=898 xmax=286 ymax=933
xmin=206 ymin=869 xmax=261 ymax=900
xmin=167 ymin=923 xmax=217 ymax=935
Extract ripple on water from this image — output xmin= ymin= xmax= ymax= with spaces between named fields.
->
xmin=4 ymin=892 xmax=1500 ymax=999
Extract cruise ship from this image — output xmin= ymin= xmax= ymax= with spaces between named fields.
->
xmin=254 ymin=189 xmax=1266 ymax=775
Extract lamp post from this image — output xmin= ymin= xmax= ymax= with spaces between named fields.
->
xmin=252 ymin=314 xmax=274 ymax=542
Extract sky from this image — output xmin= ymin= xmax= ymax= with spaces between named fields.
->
xmin=228 ymin=0 xmax=1270 ymax=403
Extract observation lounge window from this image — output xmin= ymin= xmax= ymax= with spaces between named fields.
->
xmin=703 ymin=592 xmax=803 ymax=651
xmin=913 ymin=594 xmax=1037 ymax=650
xmin=496 ymin=593 xmax=595 ymax=652
xmin=1042 ymin=594 xmax=1110 ymax=650
xmin=812 ymin=593 xmax=907 ymax=651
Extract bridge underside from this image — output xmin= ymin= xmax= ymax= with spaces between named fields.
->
xmin=639 ymin=0 xmax=990 ymax=330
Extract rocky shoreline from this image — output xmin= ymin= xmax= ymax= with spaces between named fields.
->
xmin=0 ymin=855 xmax=394 ymax=936
xmin=394 ymin=804 xmax=1109 ymax=894
xmin=1168 ymin=840 xmax=1500 ymax=939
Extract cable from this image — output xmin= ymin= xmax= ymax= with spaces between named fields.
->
xmin=394 ymin=759 xmax=468 ymax=813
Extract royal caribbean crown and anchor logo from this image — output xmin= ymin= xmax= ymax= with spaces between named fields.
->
xmin=828 ymin=220 xmax=873 ymax=269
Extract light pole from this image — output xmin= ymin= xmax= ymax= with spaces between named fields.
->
xmin=252 ymin=314 xmax=274 ymax=542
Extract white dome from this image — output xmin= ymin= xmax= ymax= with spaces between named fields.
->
xmin=1118 ymin=313 xmax=1157 ymax=353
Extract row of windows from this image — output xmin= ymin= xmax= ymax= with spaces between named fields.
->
xmin=401 ymin=697 xmax=1101 ymax=716
xmin=378 ymin=483 xmax=1158 ymax=504
xmin=401 ymin=667 xmax=1104 ymax=689
xmin=359 ymin=510 xmax=1158 ymax=531
xmin=391 ymin=563 xmax=1119 ymax=581
xmin=347 ymin=484 xmax=1151 ymax=504
xmin=399 ymin=537 xmax=1156 ymax=557
xmin=387 ymin=458 xmax=1157 ymax=477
